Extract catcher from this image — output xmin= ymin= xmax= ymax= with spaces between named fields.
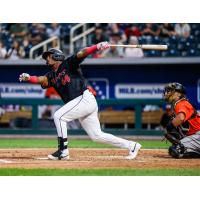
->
xmin=163 ymin=82 xmax=200 ymax=158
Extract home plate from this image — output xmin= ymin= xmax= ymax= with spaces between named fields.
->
xmin=0 ymin=159 xmax=13 ymax=164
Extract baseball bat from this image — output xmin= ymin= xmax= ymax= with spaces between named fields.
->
xmin=109 ymin=44 xmax=168 ymax=50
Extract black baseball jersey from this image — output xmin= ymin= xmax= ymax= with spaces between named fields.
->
xmin=42 ymin=54 xmax=87 ymax=103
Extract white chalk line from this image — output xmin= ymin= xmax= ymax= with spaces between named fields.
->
xmin=35 ymin=157 xmax=49 ymax=160
xmin=0 ymin=159 xmax=13 ymax=164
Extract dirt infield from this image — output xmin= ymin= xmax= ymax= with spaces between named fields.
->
xmin=0 ymin=148 xmax=199 ymax=169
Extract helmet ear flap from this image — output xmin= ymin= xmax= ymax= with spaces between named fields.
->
xmin=174 ymin=83 xmax=186 ymax=95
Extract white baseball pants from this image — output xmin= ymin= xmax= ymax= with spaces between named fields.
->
xmin=53 ymin=89 xmax=135 ymax=149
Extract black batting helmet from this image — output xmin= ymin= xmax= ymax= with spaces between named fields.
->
xmin=163 ymin=82 xmax=186 ymax=95
xmin=42 ymin=48 xmax=65 ymax=61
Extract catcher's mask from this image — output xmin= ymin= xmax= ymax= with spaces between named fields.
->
xmin=163 ymin=82 xmax=186 ymax=103
xmin=42 ymin=48 xmax=65 ymax=61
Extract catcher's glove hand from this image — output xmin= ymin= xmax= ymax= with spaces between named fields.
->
xmin=19 ymin=73 xmax=30 ymax=82
xmin=164 ymin=123 xmax=186 ymax=145
xmin=165 ymin=130 xmax=182 ymax=145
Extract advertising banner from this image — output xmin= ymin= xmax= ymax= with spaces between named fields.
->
xmin=0 ymin=83 xmax=45 ymax=98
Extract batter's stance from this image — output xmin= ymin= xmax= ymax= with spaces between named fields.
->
xmin=19 ymin=42 xmax=141 ymax=160
xmin=163 ymin=82 xmax=200 ymax=158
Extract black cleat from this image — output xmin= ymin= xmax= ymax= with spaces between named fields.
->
xmin=48 ymin=149 xmax=69 ymax=160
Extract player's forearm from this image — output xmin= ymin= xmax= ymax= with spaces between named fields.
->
xmin=28 ymin=76 xmax=39 ymax=84
xmin=166 ymin=113 xmax=185 ymax=132
xmin=77 ymin=45 xmax=98 ymax=59
xmin=29 ymin=76 xmax=48 ymax=87
xmin=172 ymin=114 xmax=185 ymax=126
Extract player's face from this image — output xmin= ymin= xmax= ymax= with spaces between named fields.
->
xmin=46 ymin=54 xmax=57 ymax=68
xmin=163 ymin=89 xmax=174 ymax=103
xmin=163 ymin=89 xmax=181 ymax=103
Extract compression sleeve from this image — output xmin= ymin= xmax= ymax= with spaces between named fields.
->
xmin=28 ymin=76 xmax=39 ymax=84
xmin=84 ymin=45 xmax=98 ymax=55
xmin=77 ymin=45 xmax=98 ymax=58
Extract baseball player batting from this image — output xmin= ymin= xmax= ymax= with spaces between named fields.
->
xmin=19 ymin=41 xmax=141 ymax=160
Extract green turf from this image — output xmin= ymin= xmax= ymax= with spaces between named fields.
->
xmin=0 ymin=138 xmax=169 ymax=149
xmin=0 ymin=168 xmax=199 ymax=176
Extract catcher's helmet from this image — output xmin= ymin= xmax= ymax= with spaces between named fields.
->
xmin=163 ymin=82 xmax=186 ymax=95
xmin=42 ymin=48 xmax=65 ymax=61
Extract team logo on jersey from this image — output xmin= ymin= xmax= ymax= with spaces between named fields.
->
xmin=61 ymin=74 xmax=71 ymax=85
xmin=87 ymin=78 xmax=109 ymax=99
xmin=51 ymin=69 xmax=71 ymax=86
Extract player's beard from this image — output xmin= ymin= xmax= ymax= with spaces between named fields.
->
xmin=164 ymin=94 xmax=174 ymax=103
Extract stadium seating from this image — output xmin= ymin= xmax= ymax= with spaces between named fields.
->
xmin=1 ymin=23 xmax=200 ymax=58
xmin=186 ymin=48 xmax=199 ymax=57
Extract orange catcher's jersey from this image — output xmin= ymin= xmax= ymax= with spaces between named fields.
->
xmin=174 ymin=99 xmax=200 ymax=135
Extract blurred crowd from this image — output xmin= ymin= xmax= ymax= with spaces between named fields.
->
xmin=0 ymin=23 xmax=200 ymax=59
xmin=0 ymin=23 xmax=73 ymax=59
xmin=88 ymin=23 xmax=200 ymax=58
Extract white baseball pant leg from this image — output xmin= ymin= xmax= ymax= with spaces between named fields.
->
xmin=53 ymin=90 xmax=135 ymax=149
xmin=79 ymin=109 xmax=134 ymax=149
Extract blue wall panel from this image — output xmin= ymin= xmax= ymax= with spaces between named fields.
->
xmin=0 ymin=62 xmax=199 ymax=108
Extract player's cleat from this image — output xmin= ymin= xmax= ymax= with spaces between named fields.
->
xmin=126 ymin=143 xmax=141 ymax=160
xmin=168 ymin=144 xmax=185 ymax=158
xmin=48 ymin=149 xmax=69 ymax=160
